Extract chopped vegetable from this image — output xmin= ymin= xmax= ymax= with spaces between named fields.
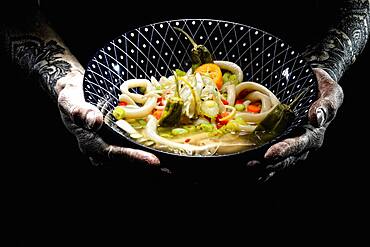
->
xmin=254 ymin=89 xmax=308 ymax=142
xmin=174 ymin=27 xmax=213 ymax=70
xmin=222 ymin=72 xmax=238 ymax=85
xmin=157 ymin=97 xmax=165 ymax=106
xmin=175 ymin=69 xmax=186 ymax=77
xmin=221 ymin=99 xmax=229 ymax=105
xmin=235 ymin=104 xmax=245 ymax=111
xmin=130 ymin=133 xmax=143 ymax=139
xmin=214 ymin=60 xmax=244 ymax=83
xmin=218 ymin=105 xmax=236 ymax=122
xmin=181 ymin=76 xmax=202 ymax=118
xmin=216 ymin=114 xmax=229 ymax=128
xmin=195 ymin=63 xmax=223 ymax=89
xmin=247 ymin=102 xmax=262 ymax=113
xmin=183 ymin=125 xmax=196 ymax=132
xmin=197 ymin=123 xmax=215 ymax=132
xmin=159 ymin=133 xmax=173 ymax=138
xmin=158 ymin=72 xmax=184 ymax=126
xmin=118 ymin=101 xmax=128 ymax=106
xmin=201 ymin=100 xmax=219 ymax=118
xmin=235 ymin=116 xmax=246 ymax=125
xmin=112 ymin=106 xmax=126 ymax=120
xmin=222 ymin=72 xmax=232 ymax=82
xmin=171 ymin=128 xmax=189 ymax=136
xmin=152 ymin=109 xmax=163 ymax=120
xmin=225 ymin=120 xmax=240 ymax=131
xmin=235 ymin=99 xmax=244 ymax=105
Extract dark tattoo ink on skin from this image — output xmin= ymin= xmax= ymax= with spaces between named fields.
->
xmin=11 ymin=36 xmax=71 ymax=98
xmin=304 ymin=0 xmax=370 ymax=82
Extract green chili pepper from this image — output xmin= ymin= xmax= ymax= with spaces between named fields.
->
xmin=253 ymin=89 xmax=308 ymax=144
xmin=174 ymin=27 xmax=213 ymax=70
xmin=158 ymin=72 xmax=184 ymax=127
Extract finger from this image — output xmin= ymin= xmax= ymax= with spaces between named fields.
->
xmin=246 ymin=160 xmax=261 ymax=167
xmin=258 ymin=151 xmax=309 ymax=183
xmin=106 ymin=145 xmax=161 ymax=166
xmin=58 ymin=86 xmax=104 ymax=130
xmin=266 ymin=151 xmax=309 ymax=172
xmin=74 ymin=128 xmax=160 ymax=167
xmin=89 ymin=156 xmax=103 ymax=166
xmin=309 ymin=68 xmax=344 ymax=127
xmin=264 ymin=125 xmax=325 ymax=160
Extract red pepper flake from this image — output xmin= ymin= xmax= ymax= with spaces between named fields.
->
xmin=221 ymin=99 xmax=229 ymax=105
xmin=216 ymin=113 xmax=229 ymax=128
xmin=184 ymin=138 xmax=191 ymax=143
xmin=118 ymin=101 xmax=128 ymax=106
xmin=157 ymin=97 xmax=164 ymax=106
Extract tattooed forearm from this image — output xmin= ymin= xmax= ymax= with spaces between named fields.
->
xmin=304 ymin=0 xmax=370 ymax=81
xmin=1 ymin=4 xmax=83 ymax=101
xmin=11 ymin=36 xmax=72 ymax=98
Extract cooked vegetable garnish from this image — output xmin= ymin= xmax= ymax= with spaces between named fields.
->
xmin=254 ymin=89 xmax=308 ymax=141
xmin=201 ymin=100 xmax=219 ymax=118
xmin=112 ymin=106 xmax=126 ymax=120
xmin=158 ymin=73 xmax=184 ymax=127
xmin=174 ymin=27 xmax=213 ymax=70
xmin=195 ymin=63 xmax=223 ymax=89
xmin=247 ymin=102 xmax=262 ymax=113
xmin=235 ymin=104 xmax=245 ymax=111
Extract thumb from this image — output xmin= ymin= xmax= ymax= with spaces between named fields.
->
xmin=308 ymin=68 xmax=344 ymax=127
xmin=308 ymin=98 xmax=336 ymax=128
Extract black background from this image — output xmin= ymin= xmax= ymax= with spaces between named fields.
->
xmin=5 ymin=0 xmax=369 ymax=244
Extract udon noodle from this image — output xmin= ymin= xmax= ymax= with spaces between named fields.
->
xmin=108 ymin=60 xmax=285 ymax=156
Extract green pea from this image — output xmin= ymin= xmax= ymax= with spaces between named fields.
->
xmin=171 ymin=128 xmax=189 ymax=136
xmin=198 ymin=123 xmax=215 ymax=132
xmin=235 ymin=104 xmax=245 ymax=111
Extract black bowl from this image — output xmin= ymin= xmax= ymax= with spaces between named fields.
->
xmin=83 ymin=19 xmax=318 ymax=166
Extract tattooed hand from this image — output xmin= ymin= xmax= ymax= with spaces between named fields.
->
xmin=248 ymin=68 xmax=344 ymax=182
xmin=57 ymin=70 xmax=160 ymax=166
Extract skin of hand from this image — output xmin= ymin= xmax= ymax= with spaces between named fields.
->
xmin=247 ymin=68 xmax=344 ymax=181
xmin=56 ymin=69 xmax=160 ymax=167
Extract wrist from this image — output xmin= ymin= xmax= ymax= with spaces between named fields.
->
xmin=55 ymin=66 xmax=85 ymax=95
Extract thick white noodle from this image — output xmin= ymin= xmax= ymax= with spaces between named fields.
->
xmin=214 ymin=60 xmax=243 ymax=82
xmin=119 ymin=94 xmax=137 ymax=105
xmin=235 ymin=81 xmax=279 ymax=105
xmin=150 ymin=76 xmax=161 ymax=88
xmin=119 ymin=79 xmax=157 ymax=118
xmin=144 ymin=115 xmax=219 ymax=155
xmin=115 ymin=119 xmax=139 ymax=134
xmin=121 ymin=96 xmax=157 ymax=119
xmin=120 ymin=79 xmax=152 ymax=104
xmin=245 ymin=91 xmax=272 ymax=112
xmin=234 ymin=81 xmax=280 ymax=123
xmin=226 ymin=84 xmax=236 ymax=106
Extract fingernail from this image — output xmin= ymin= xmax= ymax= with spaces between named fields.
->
xmin=316 ymin=108 xmax=325 ymax=127
xmin=246 ymin=160 xmax=261 ymax=167
xmin=86 ymin=111 xmax=96 ymax=129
